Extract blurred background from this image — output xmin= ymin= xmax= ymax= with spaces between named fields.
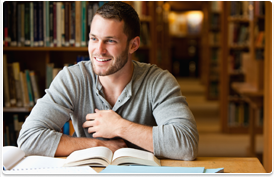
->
xmin=3 ymin=1 xmax=272 ymax=172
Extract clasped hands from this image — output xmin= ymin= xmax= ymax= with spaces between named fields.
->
xmin=82 ymin=109 xmax=125 ymax=139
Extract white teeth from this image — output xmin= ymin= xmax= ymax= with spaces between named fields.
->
xmin=96 ymin=58 xmax=111 ymax=62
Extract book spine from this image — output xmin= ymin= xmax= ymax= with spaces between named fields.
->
xmin=75 ymin=1 xmax=81 ymax=47
xmin=4 ymin=2 xmax=8 ymax=46
xmin=25 ymin=70 xmax=34 ymax=107
xmin=10 ymin=2 xmax=17 ymax=46
xmin=21 ymin=3 xmax=25 ymax=46
xmin=19 ymin=72 xmax=29 ymax=107
xmin=33 ymin=2 xmax=38 ymax=46
xmin=43 ymin=1 xmax=46 ymax=46
xmin=61 ymin=3 xmax=65 ymax=46
xmin=70 ymin=2 xmax=75 ymax=46
xmin=20 ymin=71 xmax=30 ymax=107
xmin=7 ymin=2 xmax=12 ymax=46
xmin=65 ymin=2 xmax=70 ymax=47
xmin=53 ymin=2 xmax=57 ymax=47
xmin=38 ymin=2 xmax=44 ymax=46
xmin=24 ymin=2 xmax=30 ymax=46
xmin=46 ymin=1 xmax=50 ymax=47
xmin=12 ymin=62 xmax=23 ymax=107
xmin=3 ymin=54 xmax=11 ymax=107
xmin=46 ymin=63 xmax=54 ymax=88
xmin=29 ymin=71 xmax=40 ymax=103
xmin=30 ymin=2 xmax=34 ymax=47
xmin=56 ymin=2 xmax=62 ymax=47
xmin=7 ymin=64 xmax=17 ymax=106
xmin=17 ymin=3 xmax=21 ymax=46
xmin=49 ymin=2 xmax=54 ymax=47
xmin=81 ymin=1 xmax=86 ymax=47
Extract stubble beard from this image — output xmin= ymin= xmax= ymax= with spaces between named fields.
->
xmin=91 ymin=45 xmax=129 ymax=76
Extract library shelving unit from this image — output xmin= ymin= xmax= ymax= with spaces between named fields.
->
xmin=220 ymin=1 xmax=267 ymax=156
xmin=204 ymin=1 xmax=223 ymax=100
xmin=3 ymin=1 xmax=163 ymax=146
xmin=220 ymin=2 xmax=264 ymax=140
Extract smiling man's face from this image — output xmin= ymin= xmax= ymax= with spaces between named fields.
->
xmin=88 ymin=15 xmax=130 ymax=76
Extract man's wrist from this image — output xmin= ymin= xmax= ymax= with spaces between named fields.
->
xmin=116 ymin=118 xmax=132 ymax=138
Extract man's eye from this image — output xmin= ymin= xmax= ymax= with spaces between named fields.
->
xmin=108 ymin=40 xmax=115 ymax=43
xmin=90 ymin=37 xmax=97 ymax=41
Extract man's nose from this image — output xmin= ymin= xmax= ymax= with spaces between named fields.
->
xmin=97 ymin=41 xmax=107 ymax=54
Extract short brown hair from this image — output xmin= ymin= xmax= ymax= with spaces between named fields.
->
xmin=96 ymin=1 xmax=140 ymax=41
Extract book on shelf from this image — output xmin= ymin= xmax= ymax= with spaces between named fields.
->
xmin=254 ymin=1 xmax=265 ymax=16
xmin=3 ymin=55 xmax=44 ymax=108
xmin=81 ymin=1 xmax=87 ymax=47
xmin=228 ymin=101 xmax=249 ymax=127
xmin=63 ymin=146 xmax=160 ymax=167
xmin=228 ymin=22 xmax=250 ymax=46
xmin=210 ymin=1 xmax=222 ymax=13
xmin=3 ymin=114 xmax=26 ymax=146
xmin=228 ymin=51 xmax=250 ymax=73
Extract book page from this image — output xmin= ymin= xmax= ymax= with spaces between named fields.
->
xmin=64 ymin=146 xmax=113 ymax=165
xmin=5 ymin=166 xmax=97 ymax=174
xmin=3 ymin=146 xmax=25 ymax=170
xmin=11 ymin=156 xmax=65 ymax=170
xmin=112 ymin=148 xmax=160 ymax=166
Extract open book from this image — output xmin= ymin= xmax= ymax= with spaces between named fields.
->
xmin=3 ymin=146 xmax=160 ymax=171
xmin=63 ymin=146 xmax=161 ymax=167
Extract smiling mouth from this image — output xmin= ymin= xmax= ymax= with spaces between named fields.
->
xmin=94 ymin=57 xmax=112 ymax=62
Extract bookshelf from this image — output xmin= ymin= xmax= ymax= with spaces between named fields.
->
xmin=220 ymin=1 xmax=265 ymax=136
xmin=204 ymin=1 xmax=223 ymax=100
xmin=3 ymin=1 xmax=166 ymax=146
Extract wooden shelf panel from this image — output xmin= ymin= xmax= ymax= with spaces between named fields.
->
xmin=3 ymin=107 xmax=32 ymax=113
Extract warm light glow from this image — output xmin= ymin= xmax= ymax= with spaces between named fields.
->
xmin=186 ymin=11 xmax=204 ymax=26
xmin=168 ymin=11 xmax=204 ymax=36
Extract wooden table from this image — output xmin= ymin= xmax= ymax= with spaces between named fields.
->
xmin=92 ymin=157 xmax=266 ymax=173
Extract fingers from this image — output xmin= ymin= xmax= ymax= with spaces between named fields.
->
xmin=82 ymin=120 xmax=94 ymax=128
xmin=86 ymin=113 xmax=95 ymax=121
xmin=86 ymin=109 xmax=101 ymax=121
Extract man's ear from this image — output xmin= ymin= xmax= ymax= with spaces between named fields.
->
xmin=129 ymin=36 xmax=140 ymax=54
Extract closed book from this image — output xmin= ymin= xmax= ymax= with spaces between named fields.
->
xmin=12 ymin=62 xmax=23 ymax=107
xmin=24 ymin=2 xmax=30 ymax=46
xmin=49 ymin=2 xmax=54 ymax=46
xmin=29 ymin=71 xmax=41 ymax=103
xmin=4 ymin=2 xmax=9 ymax=47
xmin=70 ymin=2 xmax=75 ymax=46
xmin=45 ymin=1 xmax=50 ymax=47
xmin=30 ymin=2 xmax=34 ymax=46
xmin=38 ymin=2 xmax=44 ymax=46
xmin=8 ymin=64 xmax=17 ymax=107
xmin=81 ymin=1 xmax=86 ymax=47
xmin=46 ymin=63 xmax=54 ymax=88
xmin=33 ymin=2 xmax=39 ymax=46
xmin=20 ymin=3 xmax=25 ymax=46
xmin=61 ymin=3 xmax=65 ymax=46
xmin=53 ymin=2 xmax=57 ymax=46
xmin=3 ymin=54 xmax=11 ymax=107
xmin=56 ymin=2 xmax=62 ymax=47
xmin=19 ymin=71 xmax=30 ymax=107
xmin=17 ymin=3 xmax=22 ymax=46
xmin=10 ymin=2 xmax=17 ymax=46
xmin=64 ymin=2 xmax=70 ymax=47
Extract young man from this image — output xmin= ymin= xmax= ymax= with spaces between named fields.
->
xmin=18 ymin=2 xmax=199 ymax=161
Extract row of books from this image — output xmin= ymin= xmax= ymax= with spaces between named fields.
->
xmin=228 ymin=101 xmax=263 ymax=127
xmin=3 ymin=54 xmax=90 ymax=108
xmin=209 ymin=32 xmax=221 ymax=46
xmin=3 ymin=1 xmax=108 ymax=48
xmin=228 ymin=51 xmax=249 ymax=73
xmin=228 ymin=22 xmax=250 ymax=46
xmin=3 ymin=55 xmax=41 ymax=108
xmin=3 ymin=1 xmax=152 ymax=48
xmin=228 ymin=101 xmax=249 ymax=127
xmin=254 ymin=1 xmax=265 ymax=16
xmin=210 ymin=1 xmax=222 ymax=13
xmin=3 ymin=113 xmax=74 ymax=146
xmin=46 ymin=55 xmax=89 ymax=88
xmin=209 ymin=13 xmax=221 ymax=30
xmin=254 ymin=31 xmax=265 ymax=47
xmin=3 ymin=114 xmax=24 ymax=146
xmin=230 ymin=1 xmax=254 ymax=20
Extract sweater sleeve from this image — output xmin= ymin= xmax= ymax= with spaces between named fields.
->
xmin=17 ymin=66 xmax=79 ymax=157
xmin=151 ymin=71 xmax=199 ymax=160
